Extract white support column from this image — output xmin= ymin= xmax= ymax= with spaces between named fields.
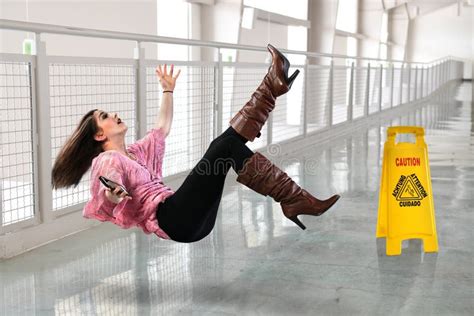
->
xmin=364 ymin=63 xmax=370 ymax=117
xmin=136 ymin=44 xmax=147 ymax=139
xmin=347 ymin=62 xmax=354 ymax=121
xmin=34 ymin=36 xmax=53 ymax=222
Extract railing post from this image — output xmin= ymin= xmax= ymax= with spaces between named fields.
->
xmin=443 ymin=60 xmax=447 ymax=84
xmin=390 ymin=63 xmax=394 ymax=108
xmin=443 ymin=61 xmax=445 ymax=86
xmin=0 ymin=161 xmax=2 ymax=229
xmin=407 ymin=63 xmax=411 ymax=102
xmin=428 ymin=66 xmax=431 ymax=96
xmin=364 ymin=63 xmax=370 ymax=117
xmin=267 ymin=62 xmax=273 ymax=144
xmin=34 ymin=35 xmax=53 ymax=222
xmin=215 ymin=49 xmax=224 ymax=139
xmin=430 ymin=65 xmax=433 ymax=94
xmin=425 ymin=66 xmax=429 ymax=96
xmin=303 ymin=59 xmax=308 ymax=137
xmin=420 ymin=65 xmax=424 ymax=99
xmin=440 ymin=61 xmax=444 ymax=86
xmin=399 ymin=63 xmax=404 ymax=105
xmin=136 ymin=43 xmax=147 ymax=139
xmin=328 ymin=60 xmax=334 ymax=126
xmin=447 ymin=60 xmax=450 ymax=81
xmin=442 ymin=61 xmax=445 ymax=84
xmin=268 ymin=106 xmax=273 ymax=145
xmin=433 ymin=64 xmax=436 ymax=93
xmin=447 ymin=60 xmax=451 ymax=81
xmin=436 ymin=63 xmax=439 ymax=90
xmin=378 ymin=64 xmax=383 ymax=112
xmin=347 ymin=61 xmax=354 ymax=121
xmin=449 ymin=60 xmax=452 ymax=81
xmin=413 ymin=65 xmax=418 ymax=101
xmin=436 ymin=63 xmax=440 ymax=88
xmin=438 ymin=62 xmax=441 ymax=89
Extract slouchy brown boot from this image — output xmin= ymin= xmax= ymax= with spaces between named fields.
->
xmin=229 ymin=44 xmax=300 ymax=142
xmin=236 ymin=152 xmax=340 ymax=229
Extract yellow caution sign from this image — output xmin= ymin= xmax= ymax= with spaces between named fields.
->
xmin=376 ymin=126 xmax=438 ymax=256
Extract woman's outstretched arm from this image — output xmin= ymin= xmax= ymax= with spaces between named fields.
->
xmin=156 ymin=91 xmax=173 ymax=136
xmin=155 ymin=64 xmax=181 ymax=136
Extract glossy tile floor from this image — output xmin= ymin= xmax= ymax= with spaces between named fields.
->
xmin=1 ymin=82 xmax=473 ymax=315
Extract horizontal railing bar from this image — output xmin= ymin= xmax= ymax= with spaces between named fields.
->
xmin=0 ymin=53 xmax=36 ymax=63
xmin=141 ymin=59 xmax=218 ymax=67
xmin=47 ymin=55 xmax=138 ymax=65
xmin=0 ymin=19 xmax=442 ymax=65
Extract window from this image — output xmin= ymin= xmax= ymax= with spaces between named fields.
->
xmin=157 ymin=0 xmax=190 ymax=60
xmin=336 ymin=0 xmax=358 ymax=33
xmin=243 ymin=0 xmax=308 ymax=19
xmin=334 ymin=0 xmax=359 ymax=64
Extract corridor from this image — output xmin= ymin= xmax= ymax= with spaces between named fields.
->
xmin=1 ymin=82 xmax=472 ymax=315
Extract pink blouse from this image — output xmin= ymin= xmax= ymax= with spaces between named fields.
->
xmin=83 ymin=127 xmax=175 ymax=239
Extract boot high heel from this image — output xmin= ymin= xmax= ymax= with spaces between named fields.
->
xmin=266 ymin=44 xmax=300 ymax=96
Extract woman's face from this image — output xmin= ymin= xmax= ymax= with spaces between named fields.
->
xmin=93 ymin=110 xmax=128 ymax=142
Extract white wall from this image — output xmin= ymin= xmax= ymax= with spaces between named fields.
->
xmin=0 ymin=1 xmax=157 ymax=58
xmin=406 ymin=3 xmax=473 ymax=78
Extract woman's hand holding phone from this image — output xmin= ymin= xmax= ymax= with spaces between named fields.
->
xmin=100 ymin=176 xmax=132 ymax=204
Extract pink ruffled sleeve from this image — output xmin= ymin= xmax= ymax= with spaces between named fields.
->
xmin=84 ymin=151 xmax=132 ymax=227
xmin=127 ymin=127 xmax=167 ymax=177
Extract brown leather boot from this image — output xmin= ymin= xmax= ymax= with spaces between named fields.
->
xmin=229 ymin=44 xmax=300 ymax=142
xmin=236 ymin=152 xmax=340 ymax=230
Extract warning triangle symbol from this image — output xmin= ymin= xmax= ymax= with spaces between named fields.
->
xmin=397 ymin=176 xmax=423 ymax=201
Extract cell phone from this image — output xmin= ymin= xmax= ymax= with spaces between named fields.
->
xmin=99 ymin=176 xmax=130 ymax=196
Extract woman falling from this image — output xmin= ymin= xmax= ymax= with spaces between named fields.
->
xmin=52 ymin=44 xmax=340 ymax=243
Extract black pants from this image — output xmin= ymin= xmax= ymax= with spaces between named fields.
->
xmin=156 ymin=126 xmax=254 ymax=242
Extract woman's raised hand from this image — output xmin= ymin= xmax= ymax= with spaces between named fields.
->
xmin=156 ymin=64 xmax=181 ymax=92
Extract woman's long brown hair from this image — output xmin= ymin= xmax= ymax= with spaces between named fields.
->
xmin=52 ymin=109 xmax=105 ymax=189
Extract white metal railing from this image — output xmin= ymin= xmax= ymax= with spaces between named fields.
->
xmin=0 ymin=19 xmax=465 ymax=258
